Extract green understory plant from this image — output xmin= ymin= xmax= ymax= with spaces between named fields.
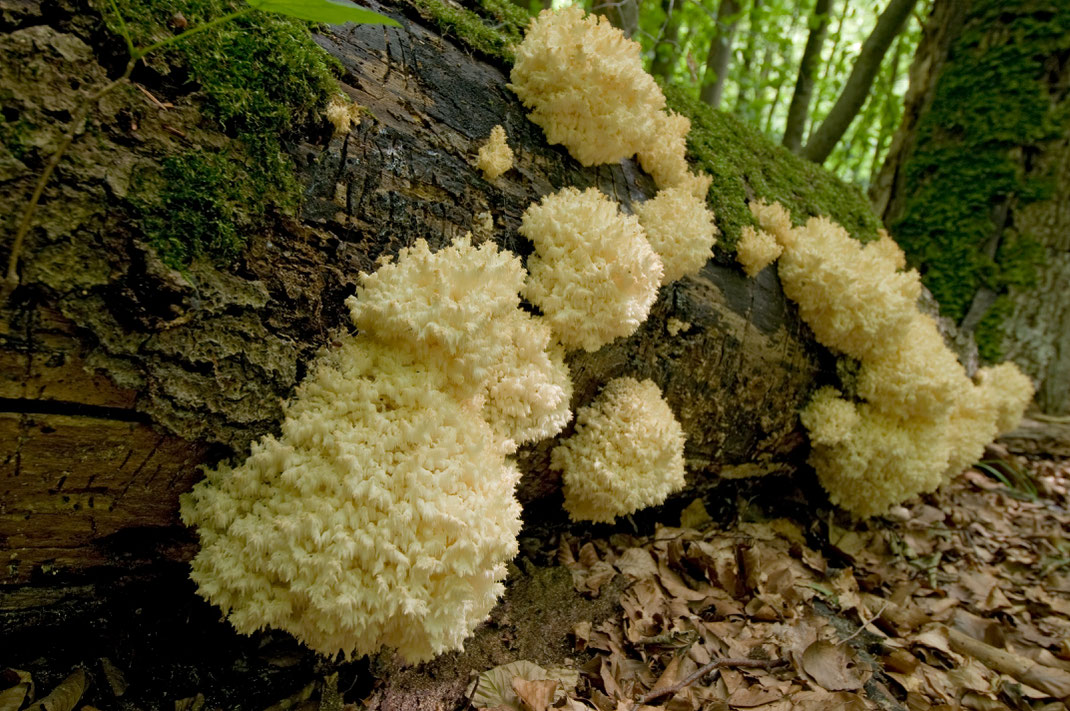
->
xmin=3 ymin=0 xmax=400 ymax=301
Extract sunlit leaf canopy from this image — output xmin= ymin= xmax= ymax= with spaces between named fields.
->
xmin=547 ymin=0 xmax=928 ymax=188
xmin=249 ymin=0 xmax=401 ymax=25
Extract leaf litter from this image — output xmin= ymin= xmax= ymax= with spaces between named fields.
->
xmin=2 ymin=453 xmax=1068 ymax=710
xmin=470 ymin=451 xmax=1070 ymax=711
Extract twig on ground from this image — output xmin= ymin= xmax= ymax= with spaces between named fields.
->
xmin=838 ymin=600 xmax=889 ymax=646
xmin=630 ymin=657 xmax=786 ymax=710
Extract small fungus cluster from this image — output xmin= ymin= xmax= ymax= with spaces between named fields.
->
xmin=747 ymin=201 xmax=1033 ymax=517
xmin=476 ymin=125 xmax=514 ymax=181
xmin=553 ymin=377 xmax=686 ymax=523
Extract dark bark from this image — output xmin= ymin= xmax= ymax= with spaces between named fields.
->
xmin=782 ymin=0 xmax=833 ymax=152
xmin=801 ymin=0 xmax=918 ymax=164
xmin=699 ymin=0 xmax=742 ymax=108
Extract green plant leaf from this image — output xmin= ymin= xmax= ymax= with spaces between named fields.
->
xmin=248 ymin=0 xmax=401 ymax=26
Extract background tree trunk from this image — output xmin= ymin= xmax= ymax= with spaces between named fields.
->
xmin=872 ymin=0 xmax=1070 ymax=415
xmin=699 ymin=0 xmax=741 ymax=108
xmin=592 ymin=0 xmax=639 ymax=37
xmin=782 ymin=0 xmax=832 ymax=152
xmin=650 ymin=0 xmax=683 ymax=81
xmin=802 ymin=0 xmax=917 ymax=164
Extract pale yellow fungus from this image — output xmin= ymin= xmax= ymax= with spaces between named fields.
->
xmin=633 ymin=186 xmax=718 ymax=284
xmin=184 ymin=236 xmax=574 ymax=663
xmin=553 ymin=377 xmax=686 ymax=523
xmin=509 ymin=7 xmax=665 ymax=167
xmin=477 ymin=125 xmax=514 ymax=181
xmin=761 ymin=200 xmax=1034 ymax=517
xmin=521 ymin=187 xmax=663 ymax=352
xmin=736 ymin=225 xmax=783 ymax=277
xmin=326 ymin=95 xmax=362 ymax=136
xmin=182 ymin=338 xmax=522 ymax=662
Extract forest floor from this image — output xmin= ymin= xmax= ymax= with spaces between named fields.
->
xmin=3 ymin=448 xmax=1069 ymax=711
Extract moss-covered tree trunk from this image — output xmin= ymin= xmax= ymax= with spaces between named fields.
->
xmin=0 ymin=1 xmax=887 ymax=703
xmin=872 ymin=0 xmax=1070 ymax=415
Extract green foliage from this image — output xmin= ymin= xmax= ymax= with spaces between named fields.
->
xmin=101 ymin=0 xmax=346 ymax=267
xmin=632 ymin=0 xmax=925 ymax=188
xmin=891 ymin=0 xmax=1069 ymax=356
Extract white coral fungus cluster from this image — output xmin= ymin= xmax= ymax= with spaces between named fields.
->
xmin=182 ymin=236 xmax=572 ymax=662
xmin=750 ymin=201 xmax=1034 ymax=517
xmin=477 ymin=125 xmax=514 ymax=181
xmin=736 ymin=225 xmax=782 ymax=277
xmin=552 ymin=377 xmax=686 ymax=523
xmin=521 ymin=187 xmax=663 ymax=351
xmin=633 ymin=186 xmax=718 ymax=284
xmin=510 ymin=8 xmax=711 ymax=199
xmin=509 ymin=7 xmax=664 ymax=168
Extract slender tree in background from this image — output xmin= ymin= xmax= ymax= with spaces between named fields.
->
xmin=802 ymin=0 xmax=918 ymax=164
xmin=806 ymin=0 xmax=848 ymax=143
xmin=593 ymin=0 xmax=639 ymax=36
xmin=650 ymin=0 xmax=683 ymax=80
xmin=874 ymin=0 xmax=1070 ymax=414
xmin=732 ymin=0 xmax=764 ymax=121
xmin=868 ymin=33 xmax=904 ymax=185
xmin=699 ymin=0 xmax=741 ymax=108
xmin=761 ymin=0 xmax=805 ymax=134
xmin=782 ymin=0 xmax=832 ymax=152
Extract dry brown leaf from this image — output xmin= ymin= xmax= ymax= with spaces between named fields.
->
xmin=0 ymin=669 xmax=33 ymax=711
xmin=680 ymin=499 xmax=712 ymax=530
xmin=648 ymin=655 xmax=681 ymax=696
xmin=512 ymin=678 xmax=558 ymax=711
xmin=725 ymin=685 xmax=782 ymax=707
xmin=615 ymin=548 xmax=659 ymax=581
xmin=24 ymin=668 xmax=84 ymax=711
xmin=798 ymin=641 xmax=869 ymax=691
xmin=468 ymin=661 xmax=579 ymax=711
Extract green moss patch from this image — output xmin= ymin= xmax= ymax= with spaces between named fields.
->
xmin=98 ymin=0 xmax=339 ymax=268
xmin=662 ymin=84 xmax=881 ymax=253
xmin=890 ymin=0 xmax=1070 ymax=358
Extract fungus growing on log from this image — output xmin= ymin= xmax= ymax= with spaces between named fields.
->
xmin=633 ymin=186 xmax=718 ymax=284
xmin=552 ymin=377 xmax=686 ymax=523
xmin=183 ymin=236 xmax=572 ymax=662
xmin=476 ymin=125 xmax=514 ymax=181
xmin=753 ymin=201 xmax=1034 ymax=516
xmin=520 ymin=186 xmax=663 ymax=352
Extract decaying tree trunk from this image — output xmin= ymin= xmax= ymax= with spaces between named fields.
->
xmin=0 ymin=0 xmax=829 ymax=597
xmin=0 ymin=7 xmax=854 ymax=705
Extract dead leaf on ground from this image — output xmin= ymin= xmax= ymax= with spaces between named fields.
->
xmin=512 ymin=678 xmax=558 ymax=711
xmin=798 ymin=641 xmax=869 ymax=691
xmin=24 ymin=668 xmax=84 ymax=711
xmin=0 ymin=669 xmax=33 ymax=711
xmin=468 ymin=661 xmax=579 ymax=711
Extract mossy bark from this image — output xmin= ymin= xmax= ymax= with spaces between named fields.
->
xmin=2 ymin=1 xmax=879 ymax=704
xmin=873 ymin=0 xmax=1070 ymax=414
